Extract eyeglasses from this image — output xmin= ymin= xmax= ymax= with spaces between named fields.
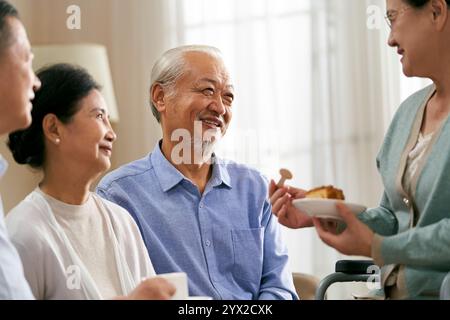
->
xmin=385 ymin=6 xmax=412 ymax=29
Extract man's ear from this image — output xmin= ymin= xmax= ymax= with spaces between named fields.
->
xmin=431 ymin=0 xmax=448 ymax=31
xmin=151 ymin=83 xmax=167 ymax=113
xmin=42 ymin=114 xmax=62 ymax=146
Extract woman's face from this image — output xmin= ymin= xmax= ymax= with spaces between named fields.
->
xmin=58 ymin=89 xmax=116 ymax=175
xmin=0 ymin=17 xmax=41 ymax=134
xmin=386 ymin=0 xmax=437 ymax=77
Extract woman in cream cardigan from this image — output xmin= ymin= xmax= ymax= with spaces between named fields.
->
xmin=270 ymin=0 xmax=450 ymax=299
xmin=6 ymin=63 xmax=175 ymax=300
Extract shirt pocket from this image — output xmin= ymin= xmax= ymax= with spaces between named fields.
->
xmin=232 ymin=228 xmax=264 ymax=283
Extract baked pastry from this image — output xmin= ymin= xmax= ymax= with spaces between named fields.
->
xmin=305 ymin=185 xmax=345 ymax=200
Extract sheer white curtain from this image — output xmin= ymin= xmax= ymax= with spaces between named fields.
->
xmin=308 ymin=0 xmax=395 ymax=297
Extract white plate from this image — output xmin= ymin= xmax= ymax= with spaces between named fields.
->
xmin=292 ymin=199 xmax=367 ymax=220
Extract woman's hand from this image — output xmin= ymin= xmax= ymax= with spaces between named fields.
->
xmin=313 ymin=202 xmax=374 ymax=257
xmin=318 ymin=219 xmax=340 ymax=234
xmin=269 ymin=179 xmax=313 ymax=229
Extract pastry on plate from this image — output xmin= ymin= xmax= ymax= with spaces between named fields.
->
xmin=305 ymin=185 xmax=345 ymax=200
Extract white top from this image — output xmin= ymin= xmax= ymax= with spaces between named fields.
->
xmin=403 ymin=132 xmax=434 ymax=197
xmin=39 ymin=189 xmax=122 ymax=298
xmin=6 ymin=188 xmax=155 ymax=300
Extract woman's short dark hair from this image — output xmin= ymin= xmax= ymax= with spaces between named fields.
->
xmin=405 ymin=0 xmax=450 ymax=8
xmin=8 ymin=63 xmax=101 ymax=169
xmin=0 ymin=0 xmax=18 ymax=52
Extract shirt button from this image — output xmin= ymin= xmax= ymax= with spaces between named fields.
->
xmin=403 ymin=198 xmax=410 ymax=206
xmin=205 ymin=240 xmax=211 ymax=247
xmin=199 ymin=202 xmax=204 ymax=208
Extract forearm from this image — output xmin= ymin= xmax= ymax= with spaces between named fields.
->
xmin=358 ymin=192 xmax=398 ymax=236
xmin=372 ymin=219 xmax=450 ymax=271
xmin=258 ymin=263 xmax=298 ymax=300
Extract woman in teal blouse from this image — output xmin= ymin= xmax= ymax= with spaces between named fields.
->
xmin=270 ymin=0 xmax=450 ymax=299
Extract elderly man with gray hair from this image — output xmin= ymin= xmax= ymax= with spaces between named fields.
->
xmin=97 ymin=45 xmax=298 ymax=300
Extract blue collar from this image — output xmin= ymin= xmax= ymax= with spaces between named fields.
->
xmin=150 ymin=141 xmax=232 ymax=192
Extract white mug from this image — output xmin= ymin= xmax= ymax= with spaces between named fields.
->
xmin=156 ymin=272 xmax=189 ymax=300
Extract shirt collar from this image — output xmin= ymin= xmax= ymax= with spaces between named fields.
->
xmin=150 ymin=142 xmax=185 ymax=192
xmin=210 ymin=157 xmax=232 ymax=189
xmin=150 ymin=141 xmax=232 ymax=192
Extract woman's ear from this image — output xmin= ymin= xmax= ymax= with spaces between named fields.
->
xmin=431 ymin=0 xmax=448 ymax=31
xmin=42 ymin=114 xmax=62 ymax=146
xmin=151 ymin=83 xmax=167 ymax=114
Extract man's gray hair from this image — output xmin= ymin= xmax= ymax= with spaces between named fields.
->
xmin=149 ymin=45 xmax=223 ymax=123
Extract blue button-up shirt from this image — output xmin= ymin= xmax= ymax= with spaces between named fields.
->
xmin=97 ymin=142 xmax=297 ymax=300
xmin=0 ymin=155 xmax=34 ymax=299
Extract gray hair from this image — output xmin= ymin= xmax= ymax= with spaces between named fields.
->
xmin=149 ymin=45 xmax=223 ymax=123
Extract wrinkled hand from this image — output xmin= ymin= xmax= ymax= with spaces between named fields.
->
xmin=118 ymin=277 xmax=176 ymax=300
xmin=318 ymin=219 xmax=340 ymax=234
xmin=269 ymin=179 xmax=312 ymax=229
xmin=313 ymin=202 xmax=374 ymax=257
